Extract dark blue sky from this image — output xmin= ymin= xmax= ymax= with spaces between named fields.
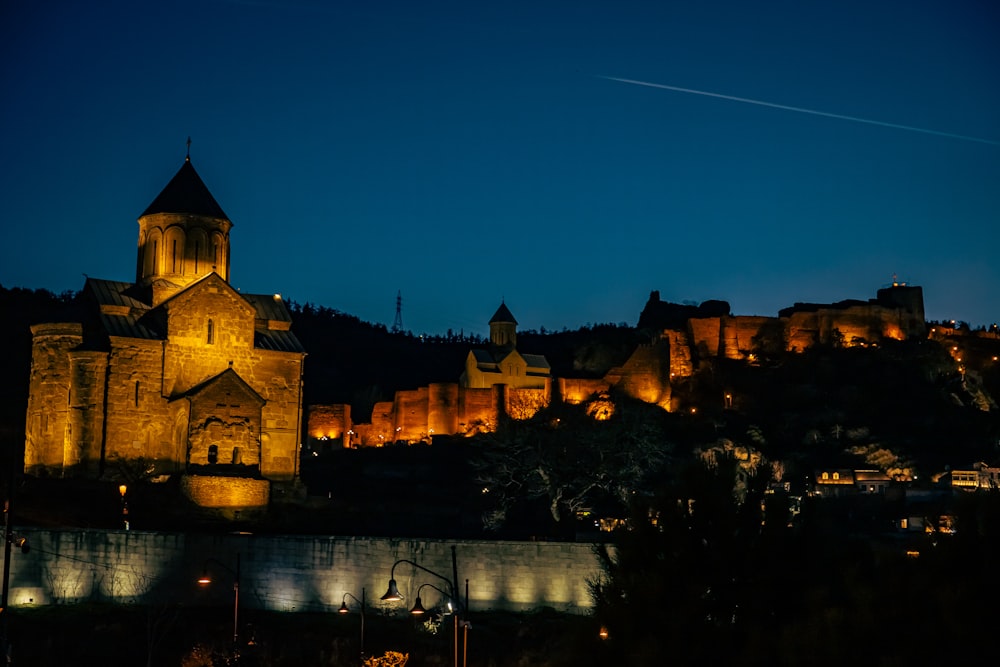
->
xmin=3 ymin=1 xmax=998 ymax=336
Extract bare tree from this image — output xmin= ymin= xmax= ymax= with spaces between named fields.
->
xmin=472 ymin=397 xmax=672 ymax=529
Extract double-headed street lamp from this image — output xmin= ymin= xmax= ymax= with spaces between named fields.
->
xmin=338 ymin=587 xmax=366 ymax=662
xmin=381 ymin=546 xmax=468 ymax=667
xmin=197 ymin=553 xmax=241 ymax=652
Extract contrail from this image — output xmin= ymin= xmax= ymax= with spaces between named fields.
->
xmin=600 ymin=76 xmax=1000 ymax=147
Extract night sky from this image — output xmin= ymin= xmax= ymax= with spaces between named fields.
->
xmin=3 ymin=1 xmax=998 ymax=336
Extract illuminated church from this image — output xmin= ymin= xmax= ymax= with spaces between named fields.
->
xmin=460 ymin=301 xmax=551 ymax=390
xmin=24 ymin=154 xmax=305 ymax=509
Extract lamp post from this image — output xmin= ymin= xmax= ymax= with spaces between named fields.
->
xmin=408 ymin=583 xmax=452 ymax=616
xmin=338 ymin=588 xmax=366 ymax=663
xmin=197 ymin=553 xmax=241 ymax=654
xmin=381 ymin=546 xmax=466 ymax=667
xmin=118 ymin=484 xmax=129 ymax=530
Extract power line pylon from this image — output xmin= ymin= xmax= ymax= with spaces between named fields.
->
xmin=392 ymin=290 xmax=403 ymax=333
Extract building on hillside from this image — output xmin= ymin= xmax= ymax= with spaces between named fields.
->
xmin=940 ymin=462 xmax=1000 ymax=491
xmin=24 ymin=154 xmax=306 ymax=512
xmin=308 ymin=302 xmax=553 ymax=446
xmin=460 ymin=302 xmax=551 ymax=390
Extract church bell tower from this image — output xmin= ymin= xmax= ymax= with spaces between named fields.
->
xmin=135 ymin=153 xmax=232 ymax=305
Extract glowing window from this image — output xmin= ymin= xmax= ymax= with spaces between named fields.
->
xmin=822 ymin=472 xmax=829 ymax=480
xmin=833 ymin=472 xmax=840 ymax=480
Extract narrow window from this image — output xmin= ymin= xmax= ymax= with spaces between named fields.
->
xmin=134 ymin=381 xmax=140 ymax=407
xmin=208 ymin=444 xmax=218 ymax=465
xmin=171 ymin=239 xmax=177 ymax=272
xmin=194 ymin=241 xmax=200 ymax=273
xmin=207 ymin=319 xmax=214 ymax=345
xmin=152 ymin=239 xmax=158 ymax=273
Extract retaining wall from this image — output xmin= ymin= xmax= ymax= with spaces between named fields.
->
xmin=6 ymin=530 xmax=604 ymax=616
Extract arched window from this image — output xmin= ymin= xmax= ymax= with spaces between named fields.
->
xmin=208 ymin=444 xmax=218 ymax=465
xmin=833 ymin=472 xmax=840 ymax=480
xmin=822 ymin=472 xmax=829 ymax=480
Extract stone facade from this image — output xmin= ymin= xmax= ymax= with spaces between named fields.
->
xmin=24 ymin=157 xmax=306 ymax=507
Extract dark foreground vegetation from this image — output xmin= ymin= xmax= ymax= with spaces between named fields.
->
xmin=5 ymin=604 xmax=604 ymax=667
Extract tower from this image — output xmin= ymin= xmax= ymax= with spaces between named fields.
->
xmin=135 ymin=156 xmax=233 ymax=306
xmin=489 ymin=301 xmax=517 ymax=350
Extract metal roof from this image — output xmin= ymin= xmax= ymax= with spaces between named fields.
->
xmin=140 ymin=158 xmax=229 ymax=220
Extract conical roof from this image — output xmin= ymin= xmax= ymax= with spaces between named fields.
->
xmin=489 ymin=302 xmax=517 ymax=325
xmin=140 ymin=158 xmax=229 ymax=220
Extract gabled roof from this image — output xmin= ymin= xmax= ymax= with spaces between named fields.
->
xmin=85 ymin=278 xmax=162 ymax=340
xmin=178 ymin=367 xmax=265 ymax=405
xmin=83 ymin=277 xmax=304 ymax=353
xmin=490 ymin=302 xmax=517 ymax=325
xmin=141 ymin=158 xmax=229 ymax=220
xmin=522 ymin=353 xmax=551 ymax=371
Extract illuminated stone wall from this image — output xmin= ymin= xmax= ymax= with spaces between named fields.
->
xmin=6 ymin=530 xmax=602 ymax=615
xmin=559 ymin=378 xmax=611 ymax=404
xmin=719 ymin=316 xmax=774 ymax=360
xmin=24 ymin=324 xmax=85 ymax=473
xmin=605 ymin=342 xmax=672 ymax=406
xmin=181 ymin=476 xmax=271 ymax=509
xmin=307 ymin=383 xmax=538 ymax=446
xmin=304 ymin=286 xmax=928 ymax=441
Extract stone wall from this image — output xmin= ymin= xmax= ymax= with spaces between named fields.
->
xmin=6 ymin=530 xmax=602 ymax=615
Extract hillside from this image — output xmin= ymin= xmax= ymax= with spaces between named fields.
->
xmin=2 ymin=284 xmax=1000 ymax=539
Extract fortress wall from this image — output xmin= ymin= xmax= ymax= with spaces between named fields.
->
xmin=394 ymin=387 xmax=430 ymax=442
xmin=505 ymin=386 xmax=549 ymax=420
xmin=559 ymin=378 xmax=609 ymax=404
xmin=720 ymin=316 xmax=775 ymax=359
xmin=428 ymin=383 xmax=459 ymax=435
xmin=6 ymin=530 xmax=601 ymax=615
xmin=307 ymin=404 xmax=351 ymax=442
xmin=459 ymin=387 xmax=500 ymax=432
xmin=614 ymin=342 xmax=672 ymax=405
xmin=785 ymin=312 xmax=820 ymax=352
xmin=688 ymin=317 xmax=722 ymax=358
xmin=661 ymin=331 xmax=693 ymax=378
xmin=369 ymin=402 xmax=395 ymax=445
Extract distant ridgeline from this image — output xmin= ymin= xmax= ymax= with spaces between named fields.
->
xmin=308 ymin=283 xmax=932 ymax=447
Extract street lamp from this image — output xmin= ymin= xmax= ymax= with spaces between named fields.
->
xmin=338 ymin=587 xmax=366 ymax=662
xmin=118 ymin=484 xmax=129 ymax=530
xmin=381 ymin=546 xmax=467 ymax=667
xmin=408 ymin=583 xmax=452 ymax=616
xmin=197 ymin=553 xmax=241 ymax=652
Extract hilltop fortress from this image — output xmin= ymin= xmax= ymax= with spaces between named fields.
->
xmin=307 ymin=283 xmax=927 ymax=446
